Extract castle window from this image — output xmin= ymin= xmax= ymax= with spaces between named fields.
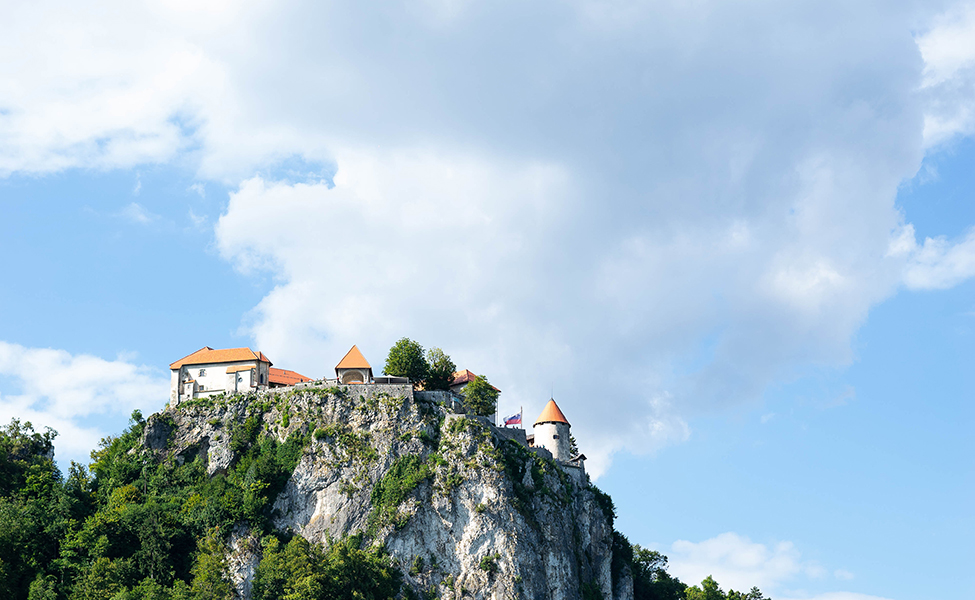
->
xmin=553 ymin=434 xmax=560 ymax=439
xmin=199 ymin=369 xmax=206 ymax=377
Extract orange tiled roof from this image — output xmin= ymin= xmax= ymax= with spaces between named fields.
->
xmin=534 ymin=399 xmax=569 ymax=426
xmin=451 ymin=369 xmax=478 ymax=385
xmin=450 ymin=369 xmax=499 ymax=392
xmin=170 ymin=347 xmax=272 ymax=369
xmin=269 ymin=367 xmax=313 ymax=386
xmin=336 ymin=345 xmax=371 ymax=370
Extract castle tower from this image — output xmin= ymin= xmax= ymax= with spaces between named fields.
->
xmin=533 ymin=398 xmax=571 ymax=462
xmin=335 ymin=345 xmax=373 ymax=384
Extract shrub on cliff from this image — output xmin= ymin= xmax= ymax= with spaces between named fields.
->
xmin=253 ymin=534 xmax=401 ymax=600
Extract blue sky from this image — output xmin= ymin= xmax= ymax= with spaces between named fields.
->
xmin=1 ymin=2 xmax=973 ymax=599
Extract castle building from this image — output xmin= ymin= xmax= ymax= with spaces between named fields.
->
xmin=533 ymin=398 xmax=572 ymax=462
xmin=268 ymin=367 xmax=313 ymax=387
xmin=335 ymin=345 xmax=373 ymax=384
xmin=169 ymin=347 xmax=272 ymax=404
xmin=449 ymin=369 xmax=479 ymax=394
xmin=449 ymin=369 xmax=500 ymax=395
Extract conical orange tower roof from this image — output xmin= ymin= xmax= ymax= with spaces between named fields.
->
xmin=534 ymin=398 xmax=570 ymax=426
xmin=336 ymin=345 xmax=371 ymax=370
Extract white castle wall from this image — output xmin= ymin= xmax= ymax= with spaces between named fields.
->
xmin=170 ymin=360 xmax=271 ymax=404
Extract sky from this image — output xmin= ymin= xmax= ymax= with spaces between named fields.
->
xmin=0 ymin=1 xmax=973 ymax=598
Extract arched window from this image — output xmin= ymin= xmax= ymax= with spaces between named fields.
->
xmin=341 ymin=370 xmax=364 ymax=384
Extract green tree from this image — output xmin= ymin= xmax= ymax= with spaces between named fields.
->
xmin=27 ymin=575 xmax=57 ymax=600
xmin=71 ymin=556 xmax=130 ymax=600
xmin=686 ymin=576 xmax=725 ymax=600
xmin=189 ymin=529 xmax=232 ymax=600
xmin=631 ymin=546 xmax=687 ymax=600
xmin=0 ymin=419 xmax=57 ymax=497
xmin=0 ymin=420 xmax=69 ymax=599
xmin=424 ymin=348 xmax=456 ymax=390
xmin=727 ymin=587 xmax=768 ymax=600
xmin=254 ymin=534 xmax=401 ymax=600
xmin=110 ymin=577 xmax=172 ymax=600
xmin=461 ymin=375 xmax=499 ymax=417
xmin=383 ymin=338 xmax=429 ymax=384
xmin=252 ymin=536 xmax=288 ymax=600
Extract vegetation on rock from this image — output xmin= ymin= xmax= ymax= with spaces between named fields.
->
xmin=0 ymin=381 xmax=771 ymax=600
xmin=0 ymin=408 xmax=403 ymax=600
xmin=253 ymin=534 xmax=400 ymax=600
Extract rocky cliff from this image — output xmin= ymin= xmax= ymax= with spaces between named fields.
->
xmin=142 ymin=383 xmax=631 ymax=600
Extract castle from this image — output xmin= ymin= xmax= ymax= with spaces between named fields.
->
xmin=169 ymin=344 xmax=586 ymax=477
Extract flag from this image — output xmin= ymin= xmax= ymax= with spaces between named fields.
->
xmin=503 ymin=412 xmax=522 ymax=426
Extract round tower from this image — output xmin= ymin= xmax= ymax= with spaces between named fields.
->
xmin=533 ymin=398 xmax=571 ymax=461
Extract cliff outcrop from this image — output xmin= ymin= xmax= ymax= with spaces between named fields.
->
xmin=143 ymin=383 xmax=631 ymax=600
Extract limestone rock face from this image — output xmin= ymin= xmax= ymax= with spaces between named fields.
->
xmin=157 ymin=384 xmax=631 ymax=600
xmin=227 ymin=526 xmax=260 ymax=599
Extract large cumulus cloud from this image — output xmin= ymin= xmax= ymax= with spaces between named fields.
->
xmin=3 ymin=0 xmax=975 ymax=476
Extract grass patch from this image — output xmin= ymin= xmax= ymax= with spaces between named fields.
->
xmin=369 ymin=456 xmax=431 ymax=531
xmin=479 ymin=553 xmax=500 ymax=574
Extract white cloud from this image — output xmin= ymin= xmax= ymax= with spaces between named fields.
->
xmin=4 ymin=0 xmax=975 ymax=476
xmin=0 ymin=341 xmax=169 ymax=463
xmin=777 ymin=594 xmax=894 ymax=600
xmin=665 ymin=534 xmax=893 ymax=600
xmin=917 ymin=3 xmax=975 ymax=146
xmin=212 ymin=139 xmax=904 ymax=477
xmin=902 ymin=227 xmax=975 ymax=289
xmin=194 ymin=0 xmax=955 ymax=475
xmin=119 ymin=202 xmax=159 ymax=224
xmin=668 ymin=532 xmax=824 ymax=593
xmin=665 ymin=533 xmax=897 ymax=600
xmin=188 ymin=208 xmax=208 ymax=229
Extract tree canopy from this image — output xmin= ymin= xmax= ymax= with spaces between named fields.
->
xmin=461 ymin=375 xmax=499 ymax=417
xmin=424 ymin=347 xmax=456 ymax=391
xmin=382 ymin=338 xmax=429 ymax=383
xmin=0 ymin=416 xmax=404 ymax=600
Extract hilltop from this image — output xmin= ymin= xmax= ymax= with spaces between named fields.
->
xmin=0 ymin=381 xmax=769 ymax=600
xmin=154 ymin=382 xmax=620 ymax=599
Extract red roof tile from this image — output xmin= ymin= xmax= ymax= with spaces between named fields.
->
xmin=170 ymin=347 xmax=272 ymax=369
xmin=450 ymin=369 xmax=478 ymax=385
xmin=269 ymin=367 xmax=313 ymax=386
